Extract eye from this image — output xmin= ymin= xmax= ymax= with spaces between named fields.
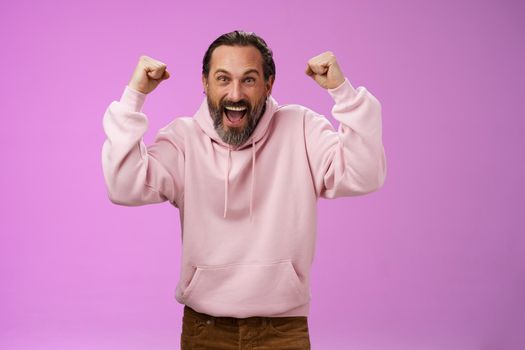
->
xmin=217 ymin=76 xmax=229 ymax=82
xmin=244 ymin=77 xmax=255 ymax=84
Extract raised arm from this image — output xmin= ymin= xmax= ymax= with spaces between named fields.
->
xmin=304 ymin=51 xmax=387 ymax=198
xmin=101 ymin=56 xmax=185 ymax=207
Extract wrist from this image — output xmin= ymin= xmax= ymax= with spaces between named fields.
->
xmin=120 ymin=85 xmax=147 ymax=112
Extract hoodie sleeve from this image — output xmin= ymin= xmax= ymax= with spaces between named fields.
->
xmin=304 ymin=77 xmax=387 ymax=199
xmin=101 ymin=85 xmax=185 ymax=207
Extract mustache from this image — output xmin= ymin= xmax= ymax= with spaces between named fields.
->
xmin=220 ymin=99 xmax=250 ymax=110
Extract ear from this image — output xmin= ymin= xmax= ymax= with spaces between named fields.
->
xmin=202 ymin=74 xmax=208 ymax=93
xmin=265 ymin=75 xmax=275 ymax=96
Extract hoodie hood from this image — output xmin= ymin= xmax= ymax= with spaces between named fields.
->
xmin=193 ymin=94 xmax=279 ymax=221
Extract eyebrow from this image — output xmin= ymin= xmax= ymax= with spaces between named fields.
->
xmin=214 ymin=69 xmax=260 ymax=76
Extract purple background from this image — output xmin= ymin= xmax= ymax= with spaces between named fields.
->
xmin=1 ymin=0 xmax=524 ymax=349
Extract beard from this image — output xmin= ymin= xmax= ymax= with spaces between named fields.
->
xmin=207 ymin=94 xmax=267 ymax=147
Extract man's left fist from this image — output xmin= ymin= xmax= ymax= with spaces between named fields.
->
xmin=305 ymin=51 xmax=345 ymax=89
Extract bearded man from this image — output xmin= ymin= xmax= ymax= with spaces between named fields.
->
xmin=102 ymin=30 xmax=387 ymax=350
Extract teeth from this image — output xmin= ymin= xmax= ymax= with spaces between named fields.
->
xmin=225 ymin=106 xmax=247 ymax=111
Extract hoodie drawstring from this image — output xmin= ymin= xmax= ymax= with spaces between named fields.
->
xmin=250 ymin=137 xmax=256 ymax=221
xmin=223 ymin=138 xmax=256 ymax=221
xmin=223 ymin=146 xmax=231 ymax=218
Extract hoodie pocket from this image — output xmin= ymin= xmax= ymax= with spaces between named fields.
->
xmin=180 ymin=259 xmax=310 ymax=317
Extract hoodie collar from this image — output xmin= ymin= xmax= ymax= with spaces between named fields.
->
xmin=194 ymin=95 xmax=279 ymax=221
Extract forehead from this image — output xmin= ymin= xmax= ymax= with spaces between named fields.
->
xmin=209 ymin=45 xmax=263 ymax=75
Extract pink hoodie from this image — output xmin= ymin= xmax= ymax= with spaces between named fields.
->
xmin=101 ymin=77 xmax=386 ymax=318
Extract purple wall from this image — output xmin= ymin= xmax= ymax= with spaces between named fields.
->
xmin=1 ymin=0 xmax=524 ymax=349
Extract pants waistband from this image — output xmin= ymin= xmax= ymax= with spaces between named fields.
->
xmin=183 ymin=305 xmax=307 ymax=327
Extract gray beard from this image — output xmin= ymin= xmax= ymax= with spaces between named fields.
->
xmin=207 ymin=96 xmax=267 ymax=147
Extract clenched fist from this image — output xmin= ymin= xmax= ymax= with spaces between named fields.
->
xmin=305 ymin=51 xmax=345 ymax=89
xmin=128 ymin=55 xmax=171 ymax=94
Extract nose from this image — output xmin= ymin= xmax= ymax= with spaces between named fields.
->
xmin=227 ymin=80 xmax=243 ymax=102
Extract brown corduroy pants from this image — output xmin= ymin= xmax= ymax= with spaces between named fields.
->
xmin=181 ymin=305 xmax=311 ymax=350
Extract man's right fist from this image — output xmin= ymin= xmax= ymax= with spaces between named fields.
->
xmin=127 ymin=55 xmax=170 ymax=94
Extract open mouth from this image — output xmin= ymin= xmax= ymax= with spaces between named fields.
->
xmin=224 ymin=106 xmax=247 ymax=126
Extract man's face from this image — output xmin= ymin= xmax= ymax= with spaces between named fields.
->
xmin=203 ymin=45 xmax=274 ymax=147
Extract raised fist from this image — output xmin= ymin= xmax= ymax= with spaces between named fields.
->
xmin=127 ymin=55 xmax=170 ymax=94
xmin=305 ymin=51 xmax=345 ymax=90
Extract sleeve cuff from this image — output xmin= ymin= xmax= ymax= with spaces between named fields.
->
xmin=327 ymin=77 xmax=360 ymax=104
xmin=119 ymin=85 xmax=147 ymax=112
